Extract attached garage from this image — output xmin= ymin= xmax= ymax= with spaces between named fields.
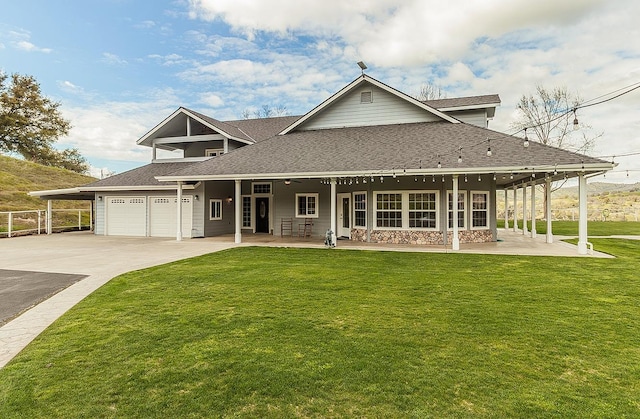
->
xmin=149 ymin=196 xmax=193 ymax=238
xmin=106 ymin=196 xmax=147 ymax=236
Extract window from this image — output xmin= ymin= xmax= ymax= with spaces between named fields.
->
xmin=353 ymin=192 xmax=367 ymax=228
xmin=376 ymin=193 xmax=402 ymax=228
xmin=409 ymin=192 xmax=437 ymax=228
xmin=205 ymin=148 xmax=224 ymax=157
xmin=471 ymin=192 xmax=489 ymax=228
xmin=448 ymin=191 xmax=467 ymax=229
xmin=242 ymin=196 xmax=251 ymax=228
xmin=209 ymin=199 xmax=222 ymax=220
xmin=252 ymin=182 xmax=271 ymax=194
xmin=296 ymin=193 xmax=319 ymax=218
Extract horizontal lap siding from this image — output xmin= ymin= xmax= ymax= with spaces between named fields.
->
xmin=301 ymin=86 xmax=441 ymax=131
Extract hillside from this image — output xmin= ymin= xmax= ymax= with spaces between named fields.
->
xmin=0 ymin=155 xmax=96 ymax=211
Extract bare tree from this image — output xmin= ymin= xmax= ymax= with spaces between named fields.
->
xmin=242 ymin=104 xmax=289 ymax=119
xmin=511 ymin=85 xmax=603 ymax=215
xmin=414 ymin=83 xmax=446 ymax=101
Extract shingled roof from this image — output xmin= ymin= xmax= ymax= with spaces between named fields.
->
xmin=158 ymin=121 xmax=610 ymax=187
xmin=86 ymin=161 xmax=198 ymax=188
xmin=424 ymin=94 xmax=501 ymax=110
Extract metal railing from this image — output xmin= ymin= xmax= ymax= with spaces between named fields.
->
xmin=0 ymin=209 xmax=92 ymax=238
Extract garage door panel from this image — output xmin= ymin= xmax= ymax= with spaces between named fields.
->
xmin=106 ymin=197 xmax=146 ymax=236
xmin=149 ymin=196 xmax=192 ymax=238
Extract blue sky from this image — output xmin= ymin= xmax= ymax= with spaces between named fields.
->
xmin=1 ymin=0 xmax=639 ymax=182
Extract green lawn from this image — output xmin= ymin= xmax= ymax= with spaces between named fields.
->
xmin=497 ymin=220 xmax=640 ymax=236
xmin=1 ymin=242 xmax=639 ymax=417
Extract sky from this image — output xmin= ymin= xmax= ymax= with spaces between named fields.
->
xmin=1 ymin=0 xmax=639 ymax=183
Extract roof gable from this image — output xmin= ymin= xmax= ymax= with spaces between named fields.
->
xmin=279 ymin=75 xmax=459 ymax=135
xmin=137 ymin=107 xmax=253 ymax=148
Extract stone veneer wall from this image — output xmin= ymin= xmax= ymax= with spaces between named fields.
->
xmin=351 ymin=228 xmax=493 ymax=245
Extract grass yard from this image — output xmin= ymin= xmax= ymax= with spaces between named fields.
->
xmin=496 ymin=220 xmax=640 ymax=236
xmin=1 ymin=241 xmax=639 ymax=417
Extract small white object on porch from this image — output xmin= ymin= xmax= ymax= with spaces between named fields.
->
xmin=235 ymin=179 xmax=242 ymax=244
xmin=452 ymin=174 xmax=460 ymax=251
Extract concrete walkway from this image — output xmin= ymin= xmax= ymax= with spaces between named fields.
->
xmin=0 ymin=232 xmax=237 ymax=368
xmin=0 ymin=228 xmax=621 ymax=368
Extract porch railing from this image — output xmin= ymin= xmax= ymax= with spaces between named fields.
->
xmin=0 ymin=209 xmax=92 ymax=238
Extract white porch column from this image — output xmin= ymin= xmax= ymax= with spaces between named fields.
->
xmin=512 ymin=185 xmax=519 ymax=232
xmin=530 ymin=181 xmax=537 ymax=238
xmin=47 ymin=199 xmax=53 ymax=235
xmin=577 ymin=173 xmax=588 ymax=254
xmin=546 ymin=177 xmax=553 ymax=243
xmin=223 ymin=138 xmax=229 ymax=154
xmin=504 ymin=189 xmax=509 ymax=229
xmin=176 ymin=181 xmax=183 ymax=241
xmin=234 ymin=180 xmax=242 ymax=244
xmin=522 ymin=183 xmax=528 ymax=234
xmin=330 ymin=178 xmax=337 ymax=247
xmin=452 ymin=175 xmax=460 ymax=251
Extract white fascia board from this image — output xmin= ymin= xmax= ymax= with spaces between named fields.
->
xmin=156 ymin=162 xmax=615 ymax=183
xmin=137 ymin=107 xmax=184 ymax=146
xmin=180 ymin=109 xmax=251 ymax=144
xmin=29 ymin=187 xmax=81 ymax=197
xmin=154 ymin=134 xmax=225 ymax=145
xmin=78 ymin=185 xmax=196 ymax=192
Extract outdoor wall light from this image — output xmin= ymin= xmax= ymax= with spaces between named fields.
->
xmin=226 ymin=196 xmax=233 ymax=204
xmin=284 ymin=179 xmax=291 ymax=185
xmin=194 ymin=194 xmax=199 ymax=201
xmin=97 ymin=196 xmax=103 ymax=201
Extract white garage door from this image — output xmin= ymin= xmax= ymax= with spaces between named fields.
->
xmin=149 ymin=196 xmax=193 ymax=238
xmin=106 ymin=197 xmax=147 ymax=236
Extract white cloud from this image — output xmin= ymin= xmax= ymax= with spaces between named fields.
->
xmin=7 ymin=30 xmax=52 ymax=53
xmin=101 ymin=52 xmax=128 ymax=66
xmin=199 ymin=92 xmax=224 ymax=108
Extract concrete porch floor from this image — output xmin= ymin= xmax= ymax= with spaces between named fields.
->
xmin=213 ymin=229 xmax=615 ymax=258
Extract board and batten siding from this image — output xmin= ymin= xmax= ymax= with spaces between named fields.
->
xmin=95 ymin=192 xmax=105 ymax=235
xmin=445 ymin=110 xmax=489 ymax=128
xmin=191 ymin=182 xmax=205 ymax=237
xmin=204 ymin=180 xmax=236 ymax=237
xmin=300 ymin=85 xmax=442 ymax=131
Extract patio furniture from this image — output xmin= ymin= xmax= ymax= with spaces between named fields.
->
xmin=298 ymin=218 xmax=313 ymax=238
xmin=280 ymin=217 xmax=293 ymax=236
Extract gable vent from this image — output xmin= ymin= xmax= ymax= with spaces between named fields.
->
xmin=360 ymin=91 xmax=373 ymax=104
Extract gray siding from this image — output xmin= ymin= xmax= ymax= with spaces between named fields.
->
xmin=300 ymin=85 xmax=441 ymax=131
xmin=95 ymin=192 xmax=104 ymax=235
xmin=204 ymin=180 xmax=236 ymax=237
xmin=273 ymin=180 xmax=330 ymax=239
xmin=192 ymin=182 xmax=205 ymax=237
xmin=183 ymin=139 xmax=245 ymax=158
xmin=446 ymin=110 xmax=488 ymax=128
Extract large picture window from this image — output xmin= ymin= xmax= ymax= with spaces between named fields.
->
xmin=353 ymin=192 xmax=367 ymax=228
xmin=209 ymin=199 xmax=222 ymax=220
xmin=296 ymin=193 xmax=318 ymax=218
xmin=376 ymin=193 xmax=403 ymax=228
xmin=409 ymin=192 xmax=437 ymax=228
xmin=471 ymin=192 xmax=489 ymax=228
xmin=447 ymin=191 xmax=467 ymax=230
xmin=242 ymin=196 xmax=251 ymax=228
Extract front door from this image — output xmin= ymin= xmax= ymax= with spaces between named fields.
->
xmin=255 ymin=197 xmax=270 ymax=233
xmin=337 ymin=193 xmax=351 ymax=238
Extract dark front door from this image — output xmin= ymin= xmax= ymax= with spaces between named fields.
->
xmin=255 ymin=197 xmax=269 ymax=233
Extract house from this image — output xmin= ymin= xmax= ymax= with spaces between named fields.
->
xmin=31 ymin=74 xmax=614 ymax=254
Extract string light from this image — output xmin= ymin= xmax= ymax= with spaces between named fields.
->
xmin=523 ymin=128 xmax=529 ymax=148
xmin=457 ymin=147 xmax=463 ymax=164
xmin=573 ymin=108 xmax=579 ymax=130
xmin=486 ymin=139 xmax=492 ymax=157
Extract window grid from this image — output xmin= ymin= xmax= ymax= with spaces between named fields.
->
xmin=448 ymin=192 xmax=466 ymax=229
xmin=252 ymin=183 xmax=271 ymax=194
xmin=471 ymin=192 xmax=489 ymax=228
xmin=209 ymin=199 xmax=222 ymax=220
xmin=409 ymin=193 xmax=437 ymax=228
xmin=376 ymin=193 xmax=402 ymax=228
xmin=242 ymin=196 xmax=251 ymax=228
xmin=354 ymin=192 xmax=366 ymax=228
xmin=296 ymin=194 xmax=319 ymax=218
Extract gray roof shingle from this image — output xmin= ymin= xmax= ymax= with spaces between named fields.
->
xmin=86 ymin=162 xmax=198 ymax=188
xmin=423 ymin=95 xmax=501 ymax=109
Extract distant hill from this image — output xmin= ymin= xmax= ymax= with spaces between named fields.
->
xmin=0 ymin=155 xmax=96 ymax=211
xmin=556 ymin=182 xmax=640 ymax=197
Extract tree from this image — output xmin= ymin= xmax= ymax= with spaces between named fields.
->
xmin=414 ymin=82 xmax=446 ymax=101
xmin=0 ymin=73 xmax=88 ymax=173
xmin=242 ymin=104 xmax=289 ymax=119
xmin=511 ymin=85 xmax=602 ymax=216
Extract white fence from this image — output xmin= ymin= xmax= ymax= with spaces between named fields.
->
xmin=0 ymin=209 xmax=92 ymax=238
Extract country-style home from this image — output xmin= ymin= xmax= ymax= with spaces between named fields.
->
xmin=31 ymin=74 xmax=614 ymax=254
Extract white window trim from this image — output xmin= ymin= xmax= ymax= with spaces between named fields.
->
xmin=209 ymin=199 xmax=223 ymax=221
xmin=241 ymin=195 xmax=252 ymax=229
xmin=447 ymin=190 xmax=467 ymax=231
xmin=295 ymin=193 xmax=319 ymax=218
xmin=205 ymin=148 xmax=224 ymax=157
xmin=353 ymin=191 xmax=367 ymax=229
xmin=470 ymin=191 xmax=490 ymax=230
xmin=252 ymin=182 xmax=272 ymax=195
xmin=373 ymin=190 xmax=439 ymax=231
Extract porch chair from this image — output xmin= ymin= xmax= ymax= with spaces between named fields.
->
xmin=298 ymin=218 xmax=313 ymax=238
xmin=280 ymin=217 xmax=293 ymax=237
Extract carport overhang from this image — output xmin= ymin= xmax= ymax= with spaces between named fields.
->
xmin=29 ymin=184 xmax=198 ymax=201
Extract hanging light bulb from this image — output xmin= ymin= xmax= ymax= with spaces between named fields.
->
xmin=573 ymin=108 xmax=579 ymax=130
xmin=464 ymin=174 xmax=468 ymax=182
xmin=437 ymin=161 xmax=442 ymax=169
xmin=355 ymin=177 xmax=359 ymax=184
xmin=457 ymin=154 xmax=462 ymax=164
xmin=442 ymin=174 xmax=445 ymax=183
xmin=478 ymin=175 xmax=482 ymax=182
xmin=532 ymin=172 xmax=536 ymax=178
xmin=432 ymin=175 xmax=435 ymax=183
xmin=510 ymin=173 xmax=514 ymax=180
xmin=422 ymin=175 xmax=426 ymax=183
xmin=486 ymin=139 xmax=492 ymax=157
xmin=393 ymin=172 xmax=397 ymax=179
xmin=493 ymin=173 xmax=497 ymax=181
xmin=349 ymin=178 xmax=353 ymax=185
xmin=414 ymin=176 xmax=418 ymax=182
xmin=363 ymin=177 xmax=367 ymax=184
xmin=524 ymin=128 xmax=529 ymax=148
xmin=380 ymin=176 xmax=384 ymax=183
xmin=371 ymin=175 xmax=374 ymax=183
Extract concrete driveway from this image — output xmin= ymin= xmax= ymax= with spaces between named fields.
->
xmin=0 ymin=232 xmax=237 ymax=368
